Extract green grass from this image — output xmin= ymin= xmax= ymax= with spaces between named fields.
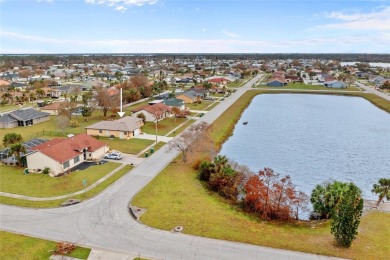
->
xmin=186 ymin=101 xmax=213 ymax=110
xmin=141 ymin=117 xmax=188 ymax=136
xmin=227 ymin=80 xmax=245 ymax=88
xmin=101 ymin=137 xmax=155 ymax=154
xmin=132 ymin=88 xmax=390 ymax=259
xmin=0 ymin=162 xmax=121 ymax=197
xmin=0 ymin=110 xmax=118 ymax=150
xmin=167 ymin=119 xmax=195 ymax=137
xmin=256 ymin=82 xmax=362 ymax=91
xmin=124 ymin=100 xmax=150 ymax=114
xmin=0 ymin=165 xmax=133 ymax=208
xmin=0 ymin=231 xmax=91 ymax=260
xmin=204 ymin=102 xmax=219 ymax=111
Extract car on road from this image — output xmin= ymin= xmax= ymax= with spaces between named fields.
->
xmin=104 ymin=152 xmax=122 ymax=160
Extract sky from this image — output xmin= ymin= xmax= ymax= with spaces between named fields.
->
xmin=0 ymin=0 xmax=389 ymax=54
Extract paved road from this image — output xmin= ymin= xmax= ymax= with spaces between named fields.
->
xmin=1 ymin=74 xmax=339 ymax=259
xmin=355 ymin=81 xmax=390 ymax=101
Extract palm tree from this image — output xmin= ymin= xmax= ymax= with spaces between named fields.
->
xmin=8 ymin=143 xmax=27 ymax=167
xmin=372 ymin=178 xmax=390 ymax=206
xmin=3 ymin=133 xmax=23 ymax=147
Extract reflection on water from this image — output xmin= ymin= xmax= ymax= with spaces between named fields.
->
xmin=220 ymin=94 xmax=390 ymax=205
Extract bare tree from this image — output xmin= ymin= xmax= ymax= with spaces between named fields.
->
xmin=58 ymin=101 xmax=78 ymax=119
xmin=167 ymin=121 xmax=213 ymax=163
xmin=57 ymin=115 xmax=70 ymax=134
xmin=95 ymin=86 xmax=119 ymax=117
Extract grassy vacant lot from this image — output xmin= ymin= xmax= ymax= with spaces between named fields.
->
xmin=132 ymin=162 xmax=390 ymax=259
xmin=186 ymin=100 xmax=214 ymax=110
xmin=124 ymin=100 xmax=150 ymax=114
xmin=0 ymin=164 xmax=132 ymax=208
xmin=142 ymin=117 xmax=188 ymax=136
xmin=100 ymin=137 xmax=155 ymax=154
xmin=0 ymin=231 xmax=90 ymax=260
xmin=0 ymin=162 xmax=121 ymax=197
xmin=167 ymin=119 xmax=195 ymax=137
xmin=256 ymin=82 xmax=362 ymax=91
xmin=132 ymin=89 xmax=390 ymax=259
xmin=227 ymin=79 xmax=245 ymax=88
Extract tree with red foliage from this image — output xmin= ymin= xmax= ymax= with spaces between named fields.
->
xmin=243 ymin=168 xmax=308 ymax=221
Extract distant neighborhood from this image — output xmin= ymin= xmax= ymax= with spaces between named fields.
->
xmin=1 ymin=55 xmax=389 ymax=175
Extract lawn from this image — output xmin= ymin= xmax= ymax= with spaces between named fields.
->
xmin=186 ymin=100 xmax=214 ymax=110
xmin=0 ymin=231 xmax=91 ymax=260
xmin=132 ymin=89 xmax=390 ymax=259
xmin=256 ymin=82 xmax=362 ymax=91
xmin=124 ymin=100 xmax=150 ymax=114
xmin=0 ymin=162 xmax=121 ymax=197
xmin=227 ymin=79 xmax=245 ymax=88
xmin=167 ymin=119 xmax=195 ymax=137
xmin=0 ymin=165 xmax=133 ymax=208
xmin=100 ymin=137 xmax=155 ymax=154
xmin=141 ymin=117 xmax=188 ymax=136
xmin=0 ymin=110 xmax=116 ymax=150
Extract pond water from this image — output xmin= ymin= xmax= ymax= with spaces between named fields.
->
xmin=220 ymin=94 xmax=390 ymax=202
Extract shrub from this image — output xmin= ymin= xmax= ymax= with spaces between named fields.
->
xmin=54 ymin=242 xmax=76 ymax=255
xmin=197 ymin=161 xmax=214 ymax=181
xmin=69 ymin=119 xmax=80 ymax=127
xmin=42 ymin=167 xmax=50 ymax=174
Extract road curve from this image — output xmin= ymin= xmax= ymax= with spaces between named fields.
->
xmin=355 ymin=81 xmax=390 ymax=101
xmin=1 ymin=75 xmax=338 ymax=259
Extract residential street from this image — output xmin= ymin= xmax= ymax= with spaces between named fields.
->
xmin=1 ymin=74 xmax=341 ymax=259
xmin=355 ymin=81 xmax=390 ymax=101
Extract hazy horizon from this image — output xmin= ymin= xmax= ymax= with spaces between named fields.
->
xmin=1 ymin=0 xmax=389 ymax=54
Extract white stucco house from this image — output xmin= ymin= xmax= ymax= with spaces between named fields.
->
xmin=26 ymin=133 xmax=109 ymax=176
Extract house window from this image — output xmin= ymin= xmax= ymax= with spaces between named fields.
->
xmin=99 ymin=130 xmax=102 ymax=133
xmin=74 ymin=156 xmax=80 ymax=164
xmin=124 ymin=131 xmax=128 ymax=135
xmin=63 ymin=161 xmax=70 ymax=168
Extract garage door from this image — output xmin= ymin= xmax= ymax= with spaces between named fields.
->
xmin=133 ymin=129 xmax=140 ymax=136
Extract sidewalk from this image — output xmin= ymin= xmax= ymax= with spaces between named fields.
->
xmin=0 ymin=163 xmax=128 ymax=201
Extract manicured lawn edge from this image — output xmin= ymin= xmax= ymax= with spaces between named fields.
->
xmin=131 ymin=89 xmax=390 ymax=259
xmin=0 ymin=162 xmax=121 ymax=197
xmin=0 ymin=165 xmax=133 ymax=208
xmin=0 ymin=230 xmax=91 ymax=260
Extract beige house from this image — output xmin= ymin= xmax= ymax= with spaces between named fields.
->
xmin=85 ymin=116 xmax=143 ymax=139
xmin=40 ymin=102 xmax=61 ymax=115
xmin=26 ymin=133 xmax=108 ymax=176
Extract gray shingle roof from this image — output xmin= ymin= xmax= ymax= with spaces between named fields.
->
xmin=11 ymin=108 xmax=50 ymax=121
xmin=0 ymin=114 xmax=16 ymax=123
xmin=85 ymin=116 xmax=142 ymax=132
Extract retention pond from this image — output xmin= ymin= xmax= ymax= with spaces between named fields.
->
xmin=220 ymin=94 xmax=390 ymax=200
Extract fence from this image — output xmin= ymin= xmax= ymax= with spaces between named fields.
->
xmin=26 ymin=130 xmax=78 ymax=140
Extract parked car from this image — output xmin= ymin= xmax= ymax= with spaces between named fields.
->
xmin=104 ymin=152 xmax=122 ymax=160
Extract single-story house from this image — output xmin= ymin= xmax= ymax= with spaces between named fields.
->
xmin=132 ymin=103 xmax=172 ymax=122
xmin=85 ymin=116 xmax=144 ymax=139
xmin=323 ymin=81 xmax=346 ymax=88
xmin=163 ymin=98 xmax=185 ymax=110
xmin=26 ymin=133 xmax=109 ymax=176
xmin=0 ymin=108 xmax=50 ymax=128
xmin=176 ymin=90 xmax=202 ymax=104
xmin=40 ymin=102 xmax=62 ymax=115
xmin=267 ymin=78 xmax=288 ymax=87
